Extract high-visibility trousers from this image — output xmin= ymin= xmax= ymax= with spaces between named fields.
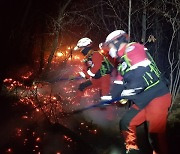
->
xmin=120 ymin=93 xmax=171 ymax=154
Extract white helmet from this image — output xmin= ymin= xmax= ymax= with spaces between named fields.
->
xmin=74 ymin=37 xmax=92 ymax=50
xmin=99 ymin=43 xmax=103 ymax=49
xmin=105 ymin=30 xmax=127 ymax=45
xmin=102 ymin=30 xmax=128 ymax=58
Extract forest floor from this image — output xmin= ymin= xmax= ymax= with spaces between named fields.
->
xmin=0 ymin=93 xmax=180 ymax=154
xmin=0 ymin=60 xmax=180 ymax=154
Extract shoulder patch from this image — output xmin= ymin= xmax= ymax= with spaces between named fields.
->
xmin=125 ymin=46 xmax=135 ymax=53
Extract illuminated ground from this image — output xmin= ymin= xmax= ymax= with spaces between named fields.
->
xmin=0 ymin=56 xmax=179 ymax=154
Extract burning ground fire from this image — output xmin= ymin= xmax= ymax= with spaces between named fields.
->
xmin=1 ymin=50 xmax=123 ymax=153
xmin=2 ymin=75 xmax=102 ymax=153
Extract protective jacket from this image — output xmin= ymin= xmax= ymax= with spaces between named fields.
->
xmin=111 ymin=42 xmax=169 ymax=108
xmin=115 ymin=42 xmax=171 ymax=154
xmin=82 ymin=50 xmax=113 ymax=79
xmin=77 ymin=49 xmax=113 ymax=98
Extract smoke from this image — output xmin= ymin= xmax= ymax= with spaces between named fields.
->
xmin=40 ymin=60 xmax=128 ymax=133
xmin=74 ymin=96 xmax=127 ymax=132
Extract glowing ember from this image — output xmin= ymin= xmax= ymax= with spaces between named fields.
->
xmin=52 ymin=96 xmax=57 ymax=100
xmin=73 ymin=55 xmax=80 ymax=60
xmin=15 ymin=128 xmax=22 ymax=137
xmin=93 ymin=129 xmax=97 ymax=134
xmin=6 ymin=148 xmax=12 ymax=153
xmin=1 ymin=51 xmax=121 ymax=153
xmin=100 ymin=49 xmax=104 ymax=53
xmin=21 ymin=71 xmax=33 ymax=79
xmin=36 ymin=137 xmax=41 ymax=142
xmin=56 ymin=52 xmax=63 ymax=57
xmin=22 ymin=115 xmax=28 ymax=119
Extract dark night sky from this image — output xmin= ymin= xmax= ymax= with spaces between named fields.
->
xmin=0 ymin=0 xmax=55 ymax=76
xmin=0 ymin=0 xmax=95 ymax=76
xmin=0 ymin=0 xmax=178 ymax=82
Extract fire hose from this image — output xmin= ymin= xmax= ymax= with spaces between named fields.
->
xmin=34 ymin=76 xmax=83 ymax=85
xmin=52 ymin=76 xmax=83 ymax=82
xmin=59 ymin=96 xmax=127 ymax=118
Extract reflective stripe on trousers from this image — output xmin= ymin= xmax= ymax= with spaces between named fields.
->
xmin=119 ymin=93 xmax=171 ymax=153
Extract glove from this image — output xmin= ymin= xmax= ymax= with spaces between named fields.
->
xmin=79 ymin=72 xmax=86 ymax=78
xmin=100 ymin=96 xmax=112 ymax=106
xmin=121 ymin=89 xmax=136 ymax=96
xmin=100 ymin=95 xmax=112 ymax=101
xmin=121 ymin=88 xmax=143 ymax=96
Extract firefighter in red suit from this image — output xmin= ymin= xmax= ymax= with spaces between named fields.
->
xmin=101 ymin=30 xmax=171 ymax=154
xmin=73 ymin=37 xmax=113 ymax=104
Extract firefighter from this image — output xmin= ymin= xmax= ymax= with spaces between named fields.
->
xmin=73 ymin=37 xmax=114 ymax=104
xmin=101 ymin=30 xmax=171 ymax=154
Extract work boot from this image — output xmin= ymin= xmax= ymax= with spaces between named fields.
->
xmin=126 ymin=149 xmax=139 ymax=154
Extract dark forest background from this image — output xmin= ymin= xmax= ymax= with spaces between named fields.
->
xmin=0 ymin=0 xmax=180 ymax=154
xmin=1 ymin=0 xmax=179 ymax=99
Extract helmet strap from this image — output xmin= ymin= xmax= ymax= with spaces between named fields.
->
xmin=81 ymin=47 xmax=91 ymax=56
xmin=113 ymin=40 xmax=122 ymax=51
xmin=113 ymin=35 xmax=128 ymax=52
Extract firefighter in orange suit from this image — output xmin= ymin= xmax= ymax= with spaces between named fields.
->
xmin=101 ymin=30 xmax=171 ymax=154
xmin=73 ymin=37 xmax=114 ymax=104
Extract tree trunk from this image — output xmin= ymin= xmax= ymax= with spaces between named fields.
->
xmin=45 ymin=31 xmax=59 ymax=72
xmin=42 ymin=0 xmax=72 ymax=75
xmin=128 ymin=0 xmax=132 ymax=41
xmin=39 ymin=34 xmax=45 ymax=74
xmin=141 ymin=0 xmax=147 ymax=44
